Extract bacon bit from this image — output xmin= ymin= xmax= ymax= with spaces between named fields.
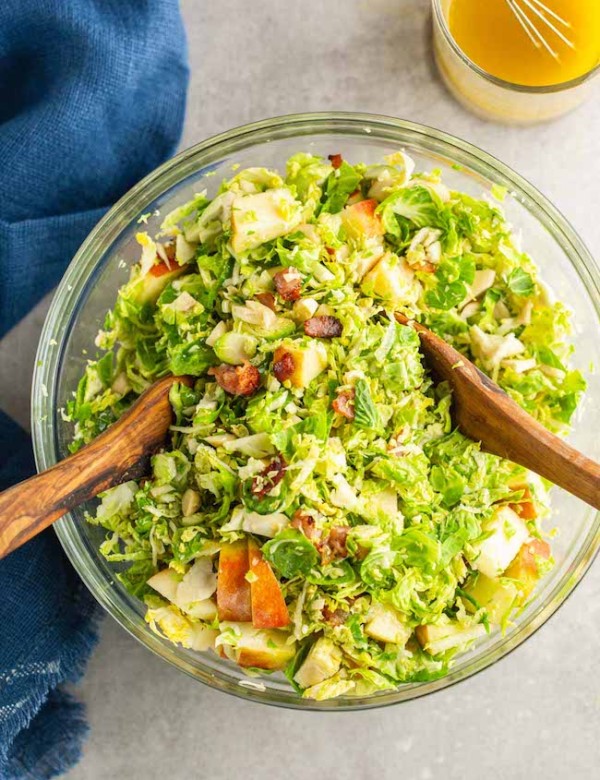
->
xmin=303 ymin=316 xmax=343 ymax=339
xmin=322 ymin=605 xmax=347 ymax=626
xmin=328 ymin=153 xmax=343 ymax=169
xmin=251 ymin=454 xmax=287 ymax=498
xmin=255 ymin=292 xmax=277 ymax=311
xmin=290 ymin=510 xmax=321 ymax=542
xmin=325 ymin=246 xmax=335 ymax=256
xmin=332 ymin=389 xmax=355 ymax=420
xmin=320 ymin=526 xmax=350 ymax=564
xmin=208 ymin=362 xmax=261 ymax=396
xmin=328 ymin=526 xmax=350 ymax=556
xmin=272 ymin=348 xmax=296 ymax=383
xmin=273 ymin=268 xmax=302 ymax=302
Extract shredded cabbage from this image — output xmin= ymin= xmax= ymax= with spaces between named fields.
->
xmin=70 ymin=152 xmax=580 ymax=699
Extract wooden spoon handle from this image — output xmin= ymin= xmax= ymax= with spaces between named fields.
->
xmin=0 ymin=375 xmax=185 ymax=559
xmin=395 ymin=313 xmax=600 ymax=510
xmin=455 ymin=363 xmax=600 ymax=510
xmin=504 ymin=419 xmax=600 ymax=510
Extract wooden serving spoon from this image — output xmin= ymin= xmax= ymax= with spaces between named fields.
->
xmin=1 ymin=322 xmax=598 ymax=560
xmin=0 ymin=375 xmax=191 ymax=559
xmin=395 ymin=312 xmax=600 ymax=510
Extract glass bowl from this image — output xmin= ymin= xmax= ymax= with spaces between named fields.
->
xmin=31 ymin=113 xmax=600 ymax=710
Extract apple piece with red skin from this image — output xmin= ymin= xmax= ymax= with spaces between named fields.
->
xmin=149 ymin=260 xmax=176 ymax=277
xmin=132 ymin=260 xmax=185 ymax=304
xmin=504 ymin=538 xmax=551 ymax=597
xmin=509 ymin=484 xmax=537 ymax=520
xmin=248 ymin=538 xmax=290 ymax=629
xmin=216 ymin=541 xmax=252 ymax=622
xmin=341 ymin=198 xmax=384 ymax=239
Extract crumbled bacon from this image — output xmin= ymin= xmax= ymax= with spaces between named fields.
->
xmin=322 ymin=605 xmax=347 ymax=626
xmin=328 ymin=153 xmax=343 ymax=169
xmin=328 ymin=526 xmax=350 ymax=556
xmin=208 ymin=362 xmax=261 ymax=396
xmin=290 ymin=510 xmax=321 ymax=542
xmin=272 ymin=349 xmax=295 ymax=383
xmin=303 ymin=316 xmax=343 ymax=338
xmin=251 ymin=454 xmax=287 ymax=498
xmin=255 ymin=292 xmax=277 ymax=311
xmin=320 ymin=526 xmax=350 ymax=564
xmin=273 ymin=268 xmax=302 ymax=302
xmin=332 ymin=389 xmax=355 ymax=420
xmin=325 ymin=246 xmax=335 ymax=256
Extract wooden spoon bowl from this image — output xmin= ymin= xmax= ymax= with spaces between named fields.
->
xmin=395 ymin=312 xmax=600 ymax=510
xmin=0 ymin=316 xmax=598 ymax=560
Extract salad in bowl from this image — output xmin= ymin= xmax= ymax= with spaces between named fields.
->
xmin=67 ymin=149 xmax=584 ymax=701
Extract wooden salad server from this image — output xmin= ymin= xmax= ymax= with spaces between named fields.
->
xmin=0 ymin=318 xmax=598 ymax=560
xmin=0 ymin=375 xmax=191 ymax=559
xmin=395 ymin=312 xmax=600 ymax=510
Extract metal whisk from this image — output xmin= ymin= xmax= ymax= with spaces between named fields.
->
xmin=506 ymin=0 xmax=575 ymax=60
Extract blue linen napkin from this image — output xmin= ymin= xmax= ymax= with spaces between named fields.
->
xmin=0 ymin=1 xmax=189 ymax=776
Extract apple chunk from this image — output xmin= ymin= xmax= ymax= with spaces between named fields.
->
xmin=462 ymin=573 xmax=518 ymax=625
xmin=504 ymin=538 xmax=551 ymax=597
xmin=273 ymin=342 xmax=328 ymax=389
xmin=360 ymin=252 xmax=419 ymax=306
xmin=365 ymin=603 xmax=411 ymax=646
xmin=231 ymin=188 xmax=302 ymax=254
xmin=509 ymin=484 xmax=537 ymax=520
xmin=248 ymin=538 xmax=290 ymax=629
xmin=342 ymin=199 xmax=384 ymax=239
xmin=472 ymin=505 xmax=529 ymax=579
xmin=130 ymin=263 xmax=185 ymax=305
xmin=416 ymin=620 xmax=487 ymax=655
xmin=219 ymin=622 xmax=295 ymax=670
xmin=293 ymin=637 xmax=342 ymax=688
xmin=217 ymin=541 xmax=252 ymax=622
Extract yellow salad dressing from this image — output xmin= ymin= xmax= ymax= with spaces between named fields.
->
xmin=448 ymin=0 xmax=600 ymax=87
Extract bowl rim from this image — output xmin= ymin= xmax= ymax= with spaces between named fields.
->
xmin=31 ymin=111 xmax=600 ymax=710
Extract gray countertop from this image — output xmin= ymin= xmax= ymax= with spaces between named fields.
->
xmin=2 ymin=1 xmax=599 ymax=777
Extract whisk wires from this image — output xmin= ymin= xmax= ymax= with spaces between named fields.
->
xmin=506 ymin=0 xmax=575 ymax=60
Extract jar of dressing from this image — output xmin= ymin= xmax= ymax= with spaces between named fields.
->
xmin=432 ymin=0 xmax=600 ymax=124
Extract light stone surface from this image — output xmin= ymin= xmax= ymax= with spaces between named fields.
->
xmin=1 ymin=1 xmax=599 ymax=777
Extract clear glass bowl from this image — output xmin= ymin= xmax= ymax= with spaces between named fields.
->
xmin=31 ymin=113 xmax=600 ymax=710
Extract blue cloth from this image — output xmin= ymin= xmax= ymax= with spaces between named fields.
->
xmin=0 ymin=1 xmax=188 ymax=776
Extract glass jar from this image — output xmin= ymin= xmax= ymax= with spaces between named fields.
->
xmin=432 ymin=0 xmax=600 ymax=124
